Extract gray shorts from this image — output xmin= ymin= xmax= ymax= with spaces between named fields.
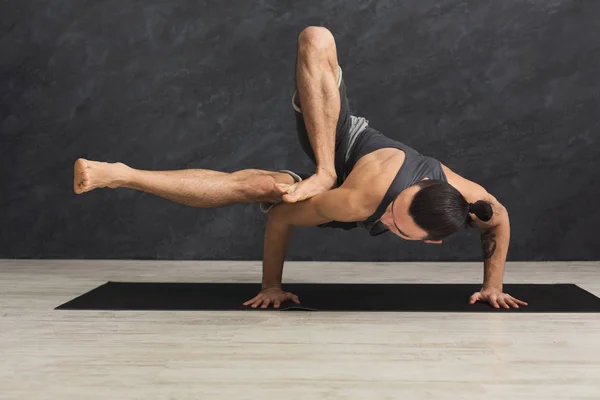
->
xmin=292 ymin=65 xmax=369 ymax=185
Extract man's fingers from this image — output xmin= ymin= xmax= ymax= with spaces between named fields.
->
xmin=506 ymin=298 xmax=519 ymax=308
xmin=261 ymin=298 xmax=271 ymax=309
xmin=490 ymin=297 xmax=500 ymax=308
xmin=513 ymin=297 xmax=528 ymax=306
xmin=498 ymin=298 xmax=510 ymax=309
xmin=251 ymin=299 xmax=261 ymax=308
xmin=282 ymin=193 xmax=298 ymax=203
xmin=249 ymin=295 xmax=265 ymax=308
xmin=469 ymin=293 xmax=481 ymax=304
xmin=243 ymin=295 xmax=261 ymax=306
xmin=244 ymin=295 xmax=261 ymax=307
xmin=275 ymin=183 xmax=291 ymax=193
xmin=504 ymin=295 xmax=521 ymax=308
xmin=286 ymin=292 xmax=301 ymax=304
xmin=284 ymin=184 xmax=298 ymax=193
xmin=245 ymin=291 xmax=303 ymax=309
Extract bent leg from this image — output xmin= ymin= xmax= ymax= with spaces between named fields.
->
xmin=73 ymin=158 xmax=295 ymax=208
xmin=281 ymin=26 xmax=345 ymax=203
xmin=295 ymin=26 xmax=341 ymax=177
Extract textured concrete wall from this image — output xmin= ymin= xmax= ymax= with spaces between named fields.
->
xmin=1 ymin=0 xmax=599 ymax=260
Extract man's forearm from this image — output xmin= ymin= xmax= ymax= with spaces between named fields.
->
xmin=260 ymin=198 xmax=335 ymax=288
xmin=481 ymin=212 xmax=510 ymax=289
xmin=261 ymin=213 xmax=294 ymax=289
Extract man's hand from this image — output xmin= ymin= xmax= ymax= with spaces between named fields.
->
xmin=243 ymin=286 xmax=300 ymax=309
xmin=469 ymin=287 xmax=528 ymax=309
xmin=276 ymin=170 xmax=337 ymax=203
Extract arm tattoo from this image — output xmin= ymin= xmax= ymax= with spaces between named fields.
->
xmin=480 ymin=230 xmax=497 ymax=260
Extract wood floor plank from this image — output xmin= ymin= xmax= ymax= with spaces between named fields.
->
xmin=1 ymin=260 xmax=599 ymax=399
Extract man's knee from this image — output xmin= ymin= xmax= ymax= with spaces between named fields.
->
xmin=298 ymin=26 xmax=335 ymax=52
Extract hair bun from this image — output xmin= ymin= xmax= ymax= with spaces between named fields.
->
xmin=468 ymin=200 xmax=493 ymax=222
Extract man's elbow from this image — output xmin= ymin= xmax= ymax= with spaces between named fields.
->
xmin=491 ymin=202 xmax=510 ymax=230
xmin=484 ymin=192 xmax=508 ymax=222
xmin=496 ymin=202 xmax=508 ymax=220
xmin=345 ymin=192 xmax=372 ymax=221
xmin=266 ymin=204 xmax=292 ymax=226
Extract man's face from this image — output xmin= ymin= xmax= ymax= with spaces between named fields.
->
xmin=379 ymin=184 xmax=443 ymax=244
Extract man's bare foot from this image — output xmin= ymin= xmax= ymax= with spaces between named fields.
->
xmin=73 ymin=158 xmax=130 ymax=194
xmin=276 ymin=171 xmax=337 ymax=203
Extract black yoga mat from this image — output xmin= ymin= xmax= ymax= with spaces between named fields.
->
xmin=55 ymin=282 xmax=600 ymax=312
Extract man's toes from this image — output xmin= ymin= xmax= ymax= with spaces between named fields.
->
xmin=74 ymin=182 xmax=84 ymax=194
xmin=74 ymin=176 xmax=92 ymax=194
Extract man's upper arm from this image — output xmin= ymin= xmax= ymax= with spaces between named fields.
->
xmin=269 ymin=187 xmax=366 ymax=227
xmin=312 ymin=187 xmax=367 ymax=222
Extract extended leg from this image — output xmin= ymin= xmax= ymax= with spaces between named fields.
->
xmin=280 ymin=26 xmax=342 ymax=202
xmin=73 ymin=158 xmax=295 ymax=208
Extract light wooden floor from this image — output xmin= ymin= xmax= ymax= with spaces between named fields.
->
xmin=1 ymin=260 xmax=600 ymax=400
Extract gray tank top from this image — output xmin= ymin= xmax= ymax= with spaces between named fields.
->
xmin=318 ymin=125 xmax=448 ymax=236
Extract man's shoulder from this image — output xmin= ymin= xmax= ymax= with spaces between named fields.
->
xmin=342 ymin=149 xmax=406 ymax=215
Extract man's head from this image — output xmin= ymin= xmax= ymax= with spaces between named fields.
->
xmin=379 ymin=180 xmax=493 ymax=243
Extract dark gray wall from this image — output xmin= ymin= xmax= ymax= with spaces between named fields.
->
xmin=1 ymin=0 xmax=599 ymax=261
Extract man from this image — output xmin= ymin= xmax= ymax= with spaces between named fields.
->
xmin=74 ymin=27 xmax=527 ymax=310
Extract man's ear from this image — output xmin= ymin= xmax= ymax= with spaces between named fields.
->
xmin=424 ymin=240 xmax=443 ymax=245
